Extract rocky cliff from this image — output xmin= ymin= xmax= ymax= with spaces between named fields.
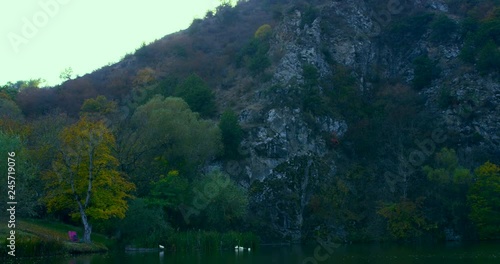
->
xmin=214 ymin=0 xmax=499 ymax=242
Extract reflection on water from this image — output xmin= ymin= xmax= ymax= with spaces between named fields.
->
xmin=12 ymin=241 xmax=500 ymax=264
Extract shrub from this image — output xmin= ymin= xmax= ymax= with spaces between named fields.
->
xmin=254 ymin=24 xmax=272 ymax=40
xmin=468 ymin=162 xmax=500 ymax=240
xmin=327 ymin=65 xmax=360 ymax=116
xmin=378 ymin=198 xmax=435 ymax=240
xmin=430 ymin=14 xmax=458 ymax=42
xmin=194 ymin=170 xmax=249 ymax=231
xmin=321 ymin=45 xmax=334 ymax=65
xmin=302 ymin=86 xmax=328 ymax=115
xmin=118 ymin=199 xmax=172 ymax=247
xmin=237 ymin=37 xmax=271 ymax=75
xmin=219 ymin=110 xmax=243 ymax=158
xmin=216 ymin=2 xmax=239 ymax=24
xmin=438 ymin=86 xmax=454 ymax=109
xmin=459 ymin=7 xmax=500 ymax=74
xmin=412 ymin=55 xmax=440 ymax=90
xmin=248 ymin=53 xmax=271 ymax=74
xmin=134 ymin=42 xmax=154 ymax=61
xmin=188 ymin=18 xmax=203 ymax=34
xmin=301 ymin=64 xmax=328 ymax=115
xmin=459 ymin=36 xmax=477 ymax=63
xmin=300 ymin=5 xmax=319 ymax=28
xmin=150 ymin=76 xmax=178 ymax=98
xmin=388 ymin=13 xmax=434 ymax=48
xmin=0 ymin=97 xmax=23 ymax=120
xmin=477 ymin=41 xmax=500 ymax=74
xmin=174 ymin=74 xmax=217 ymax=118
xmin=303 ymin=64 xmax=319 ymax=87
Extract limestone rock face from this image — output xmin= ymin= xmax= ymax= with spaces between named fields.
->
xmin=220 ymin=0 xmax=498 ymax=243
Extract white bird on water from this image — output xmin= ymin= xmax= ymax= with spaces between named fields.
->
xmin=234 ymin=241 xmax=250 ymax=252
xmin=159 ymin=245 xmax=164 ymax=250
xmin=235 ymin=240 xmax=244 ymax=252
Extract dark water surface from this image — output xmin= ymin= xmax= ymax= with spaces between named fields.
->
xmin=9 ymin=241 xmax=500 ymax=264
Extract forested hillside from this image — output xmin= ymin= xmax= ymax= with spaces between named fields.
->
xmin=1 ymin=0 xmax=499 ymax=247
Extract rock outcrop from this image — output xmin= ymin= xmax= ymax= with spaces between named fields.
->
xmin=222 ymin=0 xmax=499 ymax=242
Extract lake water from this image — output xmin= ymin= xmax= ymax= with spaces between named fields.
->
xmin=9 ymin=241 xmax=500 ymax=264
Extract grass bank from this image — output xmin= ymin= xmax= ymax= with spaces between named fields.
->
xmin=0 ymin=218 xmax=113 ymax=257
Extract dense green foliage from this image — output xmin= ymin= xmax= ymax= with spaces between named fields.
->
xmin=219 ymin=110 xmax=244 ymax=158
xmin=128 ymin=96 xmax=221 ymax=194
xmin=0 ymin=97 xmax=24 ymax=121
xmin=460 ymin=7 xmax=500 ymax=74
xmin=1 ymin=78 xmax=44 ymax=91
xmin=412 ymin=55 xmax=440 ymax=90
xmin=237 ymin=26 xmax=272 ymax=75
xmin=147 ymin=170 xmax=189 ymax=209
xmin=174 ymin=74 xmax=217 ymax=118
xmin=301 ymin=63 xmax=332 ymax=116
xmin=254 ymin=24 xmax=272 ymax=39
xmin=118 ymin=198 xmax=171 ymax=247
xmin=44 ymin=118 xmax=135 ymax=243
xmin=328 ymin=64 xmax=360 ymax=117
xmin=378 ymin=198 xmax=435 ymax=239
xmin=468 ymin=162 xmax=500 ymax=239
xmin=193 ymin=170 xmax=248 ymax=231
xmin=423 ymin=148 xmax=472 ymax=237
xmin=388 ymin=13 xmax=434 ymax=48
xmin=430 ymin=14 xmax=458 ymax=43
xmin=0 ymin=132 xmax=40 ymax=217
xmin=300 ymin=5 xmax=319 ymax=28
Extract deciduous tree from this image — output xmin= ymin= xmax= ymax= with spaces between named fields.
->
xmin=195 ymin=170 xmax=248 ymax=231
xmin=0 ymin=132 xmax=40 ymax=217
xmin=423 ymin=148 xmax=472 ymax=237
xmin=378 ymin=198 xmax=434 ymax=240
xmin=129 ymin=96 xmax=221 ymax=195
xmin=468 ymin=161 xmax=500 ymax=239
xmin=59 ymin=67 xmax=73 ymax=81
xmin=44 ymin=118 xmax=135 ymax=243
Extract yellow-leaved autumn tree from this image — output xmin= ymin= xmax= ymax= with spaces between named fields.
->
xmin=44 ymin=117 xmax=135 ymax=243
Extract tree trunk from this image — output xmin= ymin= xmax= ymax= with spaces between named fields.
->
xmin=80 ymin=142 xmax=95 ymax=243
xmin=83 ymin=219 xmax=92 ymax=243
xmin=78 ymin=201 xmax=92 ymax=243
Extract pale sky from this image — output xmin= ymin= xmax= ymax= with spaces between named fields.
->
xmin=0 ymin=0 xmax=222 ymax=87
